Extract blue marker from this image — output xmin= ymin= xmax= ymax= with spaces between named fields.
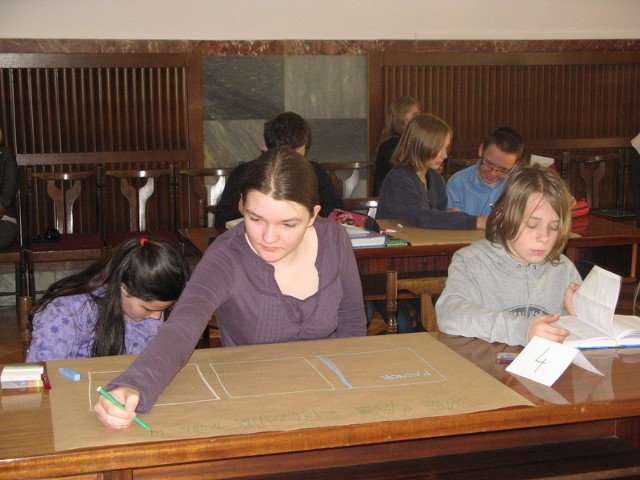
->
xmin=59 ymin=367 xmax=81 ymax=381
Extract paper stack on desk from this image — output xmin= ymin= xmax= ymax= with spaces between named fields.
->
xmin=1 ymin=364 xmax=44 ymax=389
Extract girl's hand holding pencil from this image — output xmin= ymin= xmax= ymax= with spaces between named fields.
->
xmin=94 ymin=386 xmax=145 ymax=431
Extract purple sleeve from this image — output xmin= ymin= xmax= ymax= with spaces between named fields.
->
xmin=335 ymin=227 xmax=368 ymax=337
xmin=26 ymin=297 xmax=90 ymax=362
xmin=107 ymin=240 xmax=236 ymax=412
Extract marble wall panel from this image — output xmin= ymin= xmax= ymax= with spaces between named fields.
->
xmin=306 ymin=118 xmax=367 ymax=164
xmin=0 ymin=275 xmax=15 ymax=307
xmin=202 ymin=56 xmax=285 ymax=120
xmin=204 ymin=119 xmax=265 ymax=166
xmin=307 ymin=118 xmax=369 ymax=198
xmin=284 ymin=56 xmax=367 ymax=119
xmin=202 ymin=55 xmax=369 ymax=187
xmin=4 ymin=39 xmax=639 ymax=55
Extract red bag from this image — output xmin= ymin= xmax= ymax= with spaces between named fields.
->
xmin=572 ymin=198 xmax=590 ymax=218
xmin=571 ymin=214 xmax=590 ymax=234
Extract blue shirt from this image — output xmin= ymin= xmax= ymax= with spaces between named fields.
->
xmin=446 ymin=161 xmax=506 ymax=216
xmin=26 ymin=290 xmax=162 ymax=362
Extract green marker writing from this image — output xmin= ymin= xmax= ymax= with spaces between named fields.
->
xmin=96 ymin=387 xmax=153 ymax=433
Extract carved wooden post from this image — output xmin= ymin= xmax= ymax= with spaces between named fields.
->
xmin=18 ymin=295 xmax=33 ymax=360
xmin=386 ymin=270 xmax=398 ymax=334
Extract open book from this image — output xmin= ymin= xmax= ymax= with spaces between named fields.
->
xmin=341 ymin=224 xmax=386 ymax=248
xmin=555 ymin=266 xmax=640 ymax=349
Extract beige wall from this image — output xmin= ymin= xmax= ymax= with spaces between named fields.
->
xmin=1 ymin=0 xmax=639 ymax=40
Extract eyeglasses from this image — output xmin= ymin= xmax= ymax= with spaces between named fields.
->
xmin=480 ymin=157 xmax=512 ymax=176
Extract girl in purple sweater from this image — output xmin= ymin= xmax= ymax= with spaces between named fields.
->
xmin=27 ymin=237 xmax=190 ymax=361
xmin=95 ymin=148 xmax=367 ymax=427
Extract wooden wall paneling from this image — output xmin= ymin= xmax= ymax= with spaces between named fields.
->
xmin=370 ymin=51 xmax=640 ymax=148
xmin=0 ymin=53 xmax=193 ymax=156
xmin=186 ymin=53 xmax=203 ymax=168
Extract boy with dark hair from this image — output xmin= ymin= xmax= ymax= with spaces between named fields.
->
xmin=263 ymin=111 xmax=312 ymax=150
xmin=214 ymin=111 xmax=343 ymax=228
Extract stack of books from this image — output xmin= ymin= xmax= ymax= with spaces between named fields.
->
xmin=341 ymin=224 xmax=386 ymax=248
xmin=1 ymin=364 xmax=44 ymax=389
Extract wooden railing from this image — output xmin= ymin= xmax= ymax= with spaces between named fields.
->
xmin=1 ymin=52 xmax=204 ymax=236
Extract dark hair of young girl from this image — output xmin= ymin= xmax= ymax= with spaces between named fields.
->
xmin=34 ymin=237 xmax=190 ymax=357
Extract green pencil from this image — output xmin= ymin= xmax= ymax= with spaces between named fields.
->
xmin=96 ymin=387 xmax=153 ymax=433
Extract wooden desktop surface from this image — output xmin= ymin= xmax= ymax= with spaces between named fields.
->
xmin=182 ymin=214 xmax=640 ymax=258
xmin=359 ymin=215 xmax=640 ymax=269
xmin=1 ymin=334 xmax=640 ymax=479
xmin=181 ymin=214 xmax=640 ymax=285
xmin=360 ymin=215 xmax=640 ymax=289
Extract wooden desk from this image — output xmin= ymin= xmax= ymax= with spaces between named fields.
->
xmin=1 ymin=334 xmax=640 ymax=479
xmin=566 ymin=214 xmax=640 ymax=282
xmin=357 ymin=216 xmax=640 ymax=292
xmin=361 ymin=216 xmax=640 ymax=279
xmin=180 ymin=214 xmax=640 ymax=295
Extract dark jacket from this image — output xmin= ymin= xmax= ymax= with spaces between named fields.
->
xmin=0 ymin=146 xmax=18 ymax=219
xmin=214 ymin=157 xmax=343 ymax=228
xmin=372 ymin=135 xmax=400 ymax=196
xmin=377 ymin=166 xmax=477 ymax=230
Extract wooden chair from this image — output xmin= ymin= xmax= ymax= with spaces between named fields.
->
xmin=25 ymin=167 xmax=106 ymax=302
xmin=102 ymin=164 xmax=181 ymax=247
xmin=18 ymin=295 xmax=32 ymax=360
xmin=0 ymin=240 xmax=25 ymax=308
xmin=562 ymin=150 xmax=626 ymax=210
xmin=342 ymin=197 xmax=378 ymax=218
xmin=386 ymin=271 xmax=447 ymax=333
xmin=0 ymin=190 xmax=27 ymax=307
xmin=322 ymin=161 xmax=373 ymax=198
xmin=179 ymin=167 xmax=234 ymax=227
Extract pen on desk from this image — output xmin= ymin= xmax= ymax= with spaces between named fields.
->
xmin=496 ymin=352 xmax=518 ymax=364
xmin=96 ymin=387 xmax=153 ymax=433
xmin=381 ymin=228 xmax=396 ymax=234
